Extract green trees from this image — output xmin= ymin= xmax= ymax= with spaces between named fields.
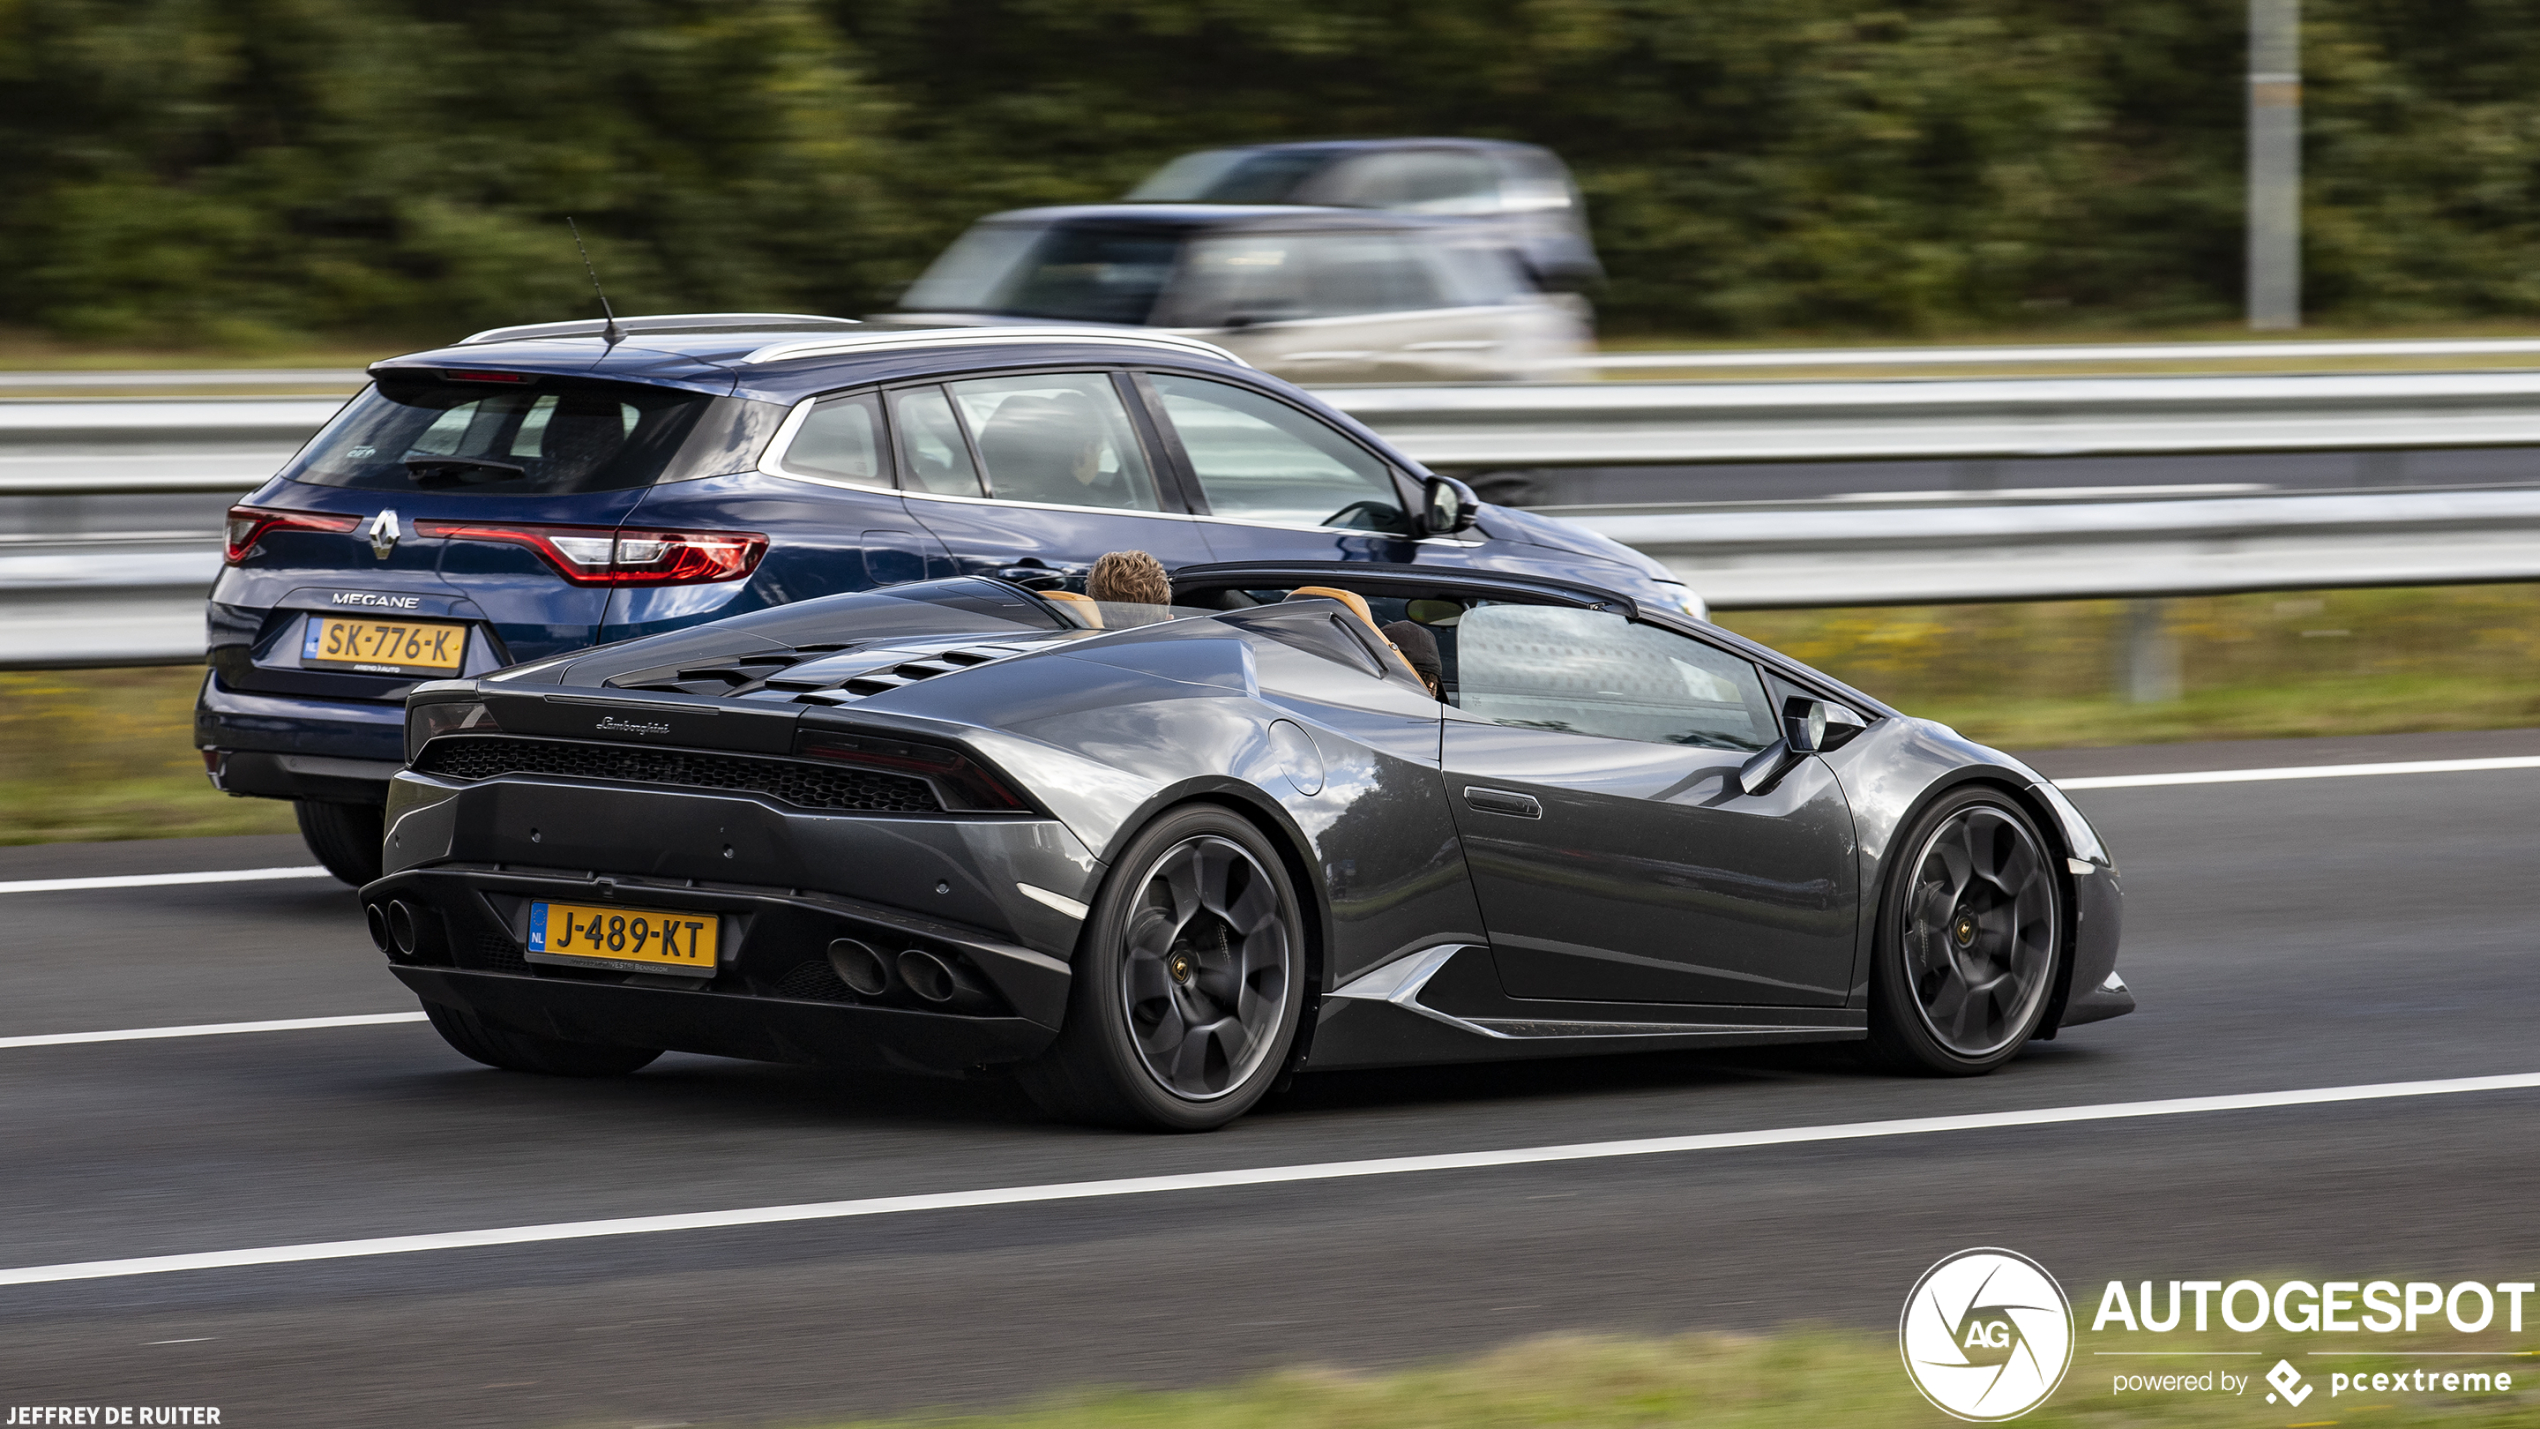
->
xmin=0 ymin=0 xmax=899 ymax=342
xmin=0 ymin=0 xmax=2534 ymax=345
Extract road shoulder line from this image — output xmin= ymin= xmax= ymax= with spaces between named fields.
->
xmin=2057 ymin=754 xmax=2540 ymax=790
xmin=0 ymin=1012 xmax=426 ymax=1050
xmin=0 ymin=866 xmax=332 ymax=896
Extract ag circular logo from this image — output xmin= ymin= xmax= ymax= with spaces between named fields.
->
xmin=1900 ymin=1248 xmax=2075 ymax=1421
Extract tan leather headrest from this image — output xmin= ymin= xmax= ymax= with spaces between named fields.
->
xmin=1286 ymin=586 xmax=1420 ymax=681
xmin=1287 ymin=585 xmax=1376 ymax=626
xmin=1040 ymin=589 xmax=1103 ymax=628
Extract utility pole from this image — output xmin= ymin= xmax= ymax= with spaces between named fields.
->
xmin=2247 ymin=0 xmax=2301 ymax=329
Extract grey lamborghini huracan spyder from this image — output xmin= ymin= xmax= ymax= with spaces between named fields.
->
xmin=364 ymin=561 xmax=2131 ymax=1130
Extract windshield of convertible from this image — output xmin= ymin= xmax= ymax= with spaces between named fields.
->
xmin=283 ymin=373 xmax=715 ymax=494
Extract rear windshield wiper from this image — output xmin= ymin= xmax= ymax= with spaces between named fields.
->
xmin=403 ymin=454 xmax=528 ymax=487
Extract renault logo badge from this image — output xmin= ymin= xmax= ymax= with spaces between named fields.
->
xmin=367 ymin=509 xmax=401 ymax=560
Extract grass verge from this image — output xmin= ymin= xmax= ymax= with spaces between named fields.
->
xmin=7 ymin=583 xmax=2540 ymax=844
xmin=0 ymin=667 xmax=296 ymax=845
xmin=1717 ymin=584 xmax=2540 ymax=751
xmin=811 ymin=1329 xmax=2536 ymax=1429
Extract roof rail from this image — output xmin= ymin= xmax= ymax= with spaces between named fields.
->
xmin=738 ymin=325 xmax=1249 ymax=369
xmin=459 ymin=313 xmax=863 ymax=346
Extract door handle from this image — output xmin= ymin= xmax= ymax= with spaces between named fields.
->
xmin=1462 ymin=786 xmax=1541 ymax=819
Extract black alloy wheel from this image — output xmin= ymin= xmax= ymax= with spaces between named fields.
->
xmin=1868 ymin=788 xmax=2063 ymax=1074
xmin=1020 ymin=805 xmax=1305 ymax=1131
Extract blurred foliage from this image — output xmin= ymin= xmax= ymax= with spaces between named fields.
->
xmin=0 ymin=667 xmax=294 ymax=843
xmin=3 ymin=1 xmax=2540 ymax=344
xmin=1721 ymin=583 xmax=2540 ymax=748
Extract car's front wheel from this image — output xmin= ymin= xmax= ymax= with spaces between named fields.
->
xmin=1867 ymin=788 xmax=2064 ymax=1075
xmin=1020 ymin=805 xmax=1306 ymax=1131
xmin=422 ymin=1002 xmax=661 ymax=1077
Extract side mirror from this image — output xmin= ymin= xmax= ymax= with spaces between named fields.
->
xmin=1741 ymin=699 xmax=1870 ymax=795
xmin=1820 ymin=701 xmax=1869 ymax=751
xmin=1781 ymin=696 xmax=1868 ymax=755
xmin=1420 ymin=475 xmax=1481 ymax=537
xmin=1782 ymin=697 xmax=1828 ymax=754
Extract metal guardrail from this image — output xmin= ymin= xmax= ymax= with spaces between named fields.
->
xmin=17 ymin=369 xmax=2540 ymax=496
xmin=1568 ymin=336 xmax=2540 ymax=371
xmin=1321 ymin=370 xmax=2540 ymax=467
xmin=13 ymin=368 xmax=2540 ymax=664
xmin=1576 ymin=486 xmax=2540 ymax=607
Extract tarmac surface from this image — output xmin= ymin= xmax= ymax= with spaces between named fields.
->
xmin=1 ymin=728 xmax=2535 ymax=1426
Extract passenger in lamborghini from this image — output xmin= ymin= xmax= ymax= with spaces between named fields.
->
xmin=1087 ymin=549 xmax=1172 ymax=606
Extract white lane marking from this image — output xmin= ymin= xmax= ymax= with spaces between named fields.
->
xmin=3 ymin=1069 xmax=2535 ymax=1289
xmin=2057 ymin=754 xmax=2540 ymax=790
xmin=0 ymin=866 xmax=333 ymax=896
xmin=0 ymin=1013 xmax=426 ymax=1051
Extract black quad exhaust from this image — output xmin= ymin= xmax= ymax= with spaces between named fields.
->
xmin=827 ymin=938 xmax=891 ymax=996
xmin=386 ymin=900 xmax=422 ymax=958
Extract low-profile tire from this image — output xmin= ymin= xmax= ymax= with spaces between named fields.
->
xmin=1018 ymin=805 xmax=1307 ymax=1132
xmin=1866 ymin=787 xmax=2065 ymax=1076
xmin=422 ymin=1001 xmax=661 ymax=1077
xmin=295 ymin=799 xmax=385 ymax=885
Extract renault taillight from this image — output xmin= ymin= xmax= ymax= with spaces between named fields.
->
xmin=414 ymin=522 xmax=767 ymax=586
xmin=224 ymin=505 xmax=361 ymax=565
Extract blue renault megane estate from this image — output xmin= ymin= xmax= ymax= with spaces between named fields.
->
xmin=197 ymin=313 xmax=1698 ymax=881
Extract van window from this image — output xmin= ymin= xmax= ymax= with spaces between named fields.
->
xmin=284 ymin=374 xmax=715 ymax=495
xmin=901 ymin=221 xmax=1184 ymax=325
xmin=1162 ymin=231 xmax=1447 ymax=324
xmin=1318 ymin=150 xmax=1503 ymax=215
xmin=1298 ymin=232 xmax=1447 ymax=315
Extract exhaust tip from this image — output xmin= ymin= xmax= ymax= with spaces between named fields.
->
xmin=897 ymin=948 xmax=957 ymax=1003
xmin=364 ymin=902 xmax=392 ymax=954
xmin=827 ymin=938 xmax=890 ymax=996
xmin=386 ymin=900 xmax=421 ymax=958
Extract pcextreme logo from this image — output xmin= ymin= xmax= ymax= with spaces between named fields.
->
xmin=1901 ymin=1248 xmax=2076 ymax=1421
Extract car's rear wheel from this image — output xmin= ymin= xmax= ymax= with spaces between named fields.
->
xmin=1019 ymin=805 xmax=1305 ymax=1131
xmin=421 ymin=1001 xmax=661 ymax=1077
xmin=1867 ymin=788 xmax=2063 ymax=1075
xmin=296 ymin=799 xmax=385 ymax=885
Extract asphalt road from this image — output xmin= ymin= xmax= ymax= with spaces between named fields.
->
xmin=3 ymin=728 xmax=2538 ymax=1427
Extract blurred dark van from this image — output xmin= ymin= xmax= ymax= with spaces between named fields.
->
xmin=890 ymin=205 xmax=1588 ymax=384
xmin=1125 ymin=138 xmax=1601 ymax=291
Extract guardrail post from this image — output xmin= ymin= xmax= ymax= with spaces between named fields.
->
xmin=2248 ymin=0 xmax=2302 ymax=330
xmin=2119 ymin=599 xmax=2183 ymax=703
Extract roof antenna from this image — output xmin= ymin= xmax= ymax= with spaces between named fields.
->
xmin=566 ymin=217 xmax=624 ymax=346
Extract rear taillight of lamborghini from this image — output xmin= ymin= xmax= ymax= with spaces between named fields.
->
xmin=794 ymin=731 xmax=1032 ymax=813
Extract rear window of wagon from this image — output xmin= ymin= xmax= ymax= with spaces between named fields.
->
xmin=282 ymin=374 xmax=722 ymax=496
